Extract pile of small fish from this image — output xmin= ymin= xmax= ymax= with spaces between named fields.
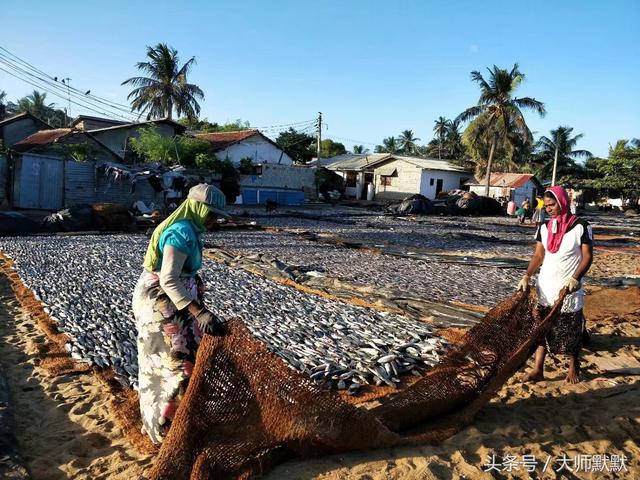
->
xmin=0 ymin=235 xmax=450 ymax=393
xmin=241 ymin=206 xmax=534 ymax=256
xmin=206 ymin=230 xmax=523 ymax=307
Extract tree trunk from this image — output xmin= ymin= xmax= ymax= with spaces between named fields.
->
xmin=485 ymin=138 xmax=496 ymax=197
xmin=551 ymin=146 xmax=559 ymax=186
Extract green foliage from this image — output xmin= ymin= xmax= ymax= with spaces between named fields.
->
xmin=425 ymin=118 xmax=467 ymax=161
xmin=275 ymin=127 xmax=315 ymax=164
xmin=194 ymin=152 xmax=216 ymax=169
xmin=6 ymin=90 xmax=68 ymax=127
xmin=314 ymin=168 xmax=344 ymax=194
xmin=533 ymin=126 xmax=592 ymax=180
xmin=589 ymin=139 xmax=640 ymax=199
xmin=462 ymin=115 xmax=529 ymax=174
xmin=129 ymin=126 xmax=210 ymax=166
xmin=130 ymin=127 xmax=177 ymax=164
xmin=456 ymin=64 xmax=545 ymax=185
xmin=352 ymin=145 xmax=369 ymax=154
xmin=320 ymin=139 xmax=346 ymax=158
xmin=398 ymin=129 xmax=420 ymax=155
xmin=238 ymin=157 xmax=254 ymax=174
xmin=122 ymin=43 xmax=204 ymax=120
xmin=178 ymin=135 xmax=211 ymax=165
xmin=52 ymin=141 xmax=99 ymax=162
xmin=375 ymin=136 xmax=399 ymax=154
xmin=192 ymin=154 xmax=240 ymax=201
xmin=178 ymin=118 xmax=251 ymax=133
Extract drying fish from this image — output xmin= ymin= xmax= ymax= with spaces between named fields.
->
xmin=0 ymin=234 xmax=450 ymax=392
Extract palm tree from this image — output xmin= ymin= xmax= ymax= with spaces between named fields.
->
xmin=433 ymin=116 xmax=450 ymax=160
xmin=26 ymin=90 xmax=54 ymax=119
xmin=375 ymin=136 xmax=400 ymax=154
xmin=535 ymin=126 xmax=592 ymax=185
xmin=398 ymin=129 xmax=420 ymax=155
xmin=122 ymin=43 xmax=204 ymax=120
xmin=352 ymin=145 xmax=369 ymax=154
xmin=456 ymin=64 xmax=545 ymax=195
xmin=445 ymin=119 xmax=466 ymax=160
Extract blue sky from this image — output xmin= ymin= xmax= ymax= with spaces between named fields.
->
xmin=1 ymin=0 xmax=638 ymax=157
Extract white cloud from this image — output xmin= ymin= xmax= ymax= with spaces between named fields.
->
xmin=469 ymin=44 xmax=479 ymax=53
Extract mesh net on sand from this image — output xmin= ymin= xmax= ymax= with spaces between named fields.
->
xmin=150 ymin=288 xmax=564 ymax=479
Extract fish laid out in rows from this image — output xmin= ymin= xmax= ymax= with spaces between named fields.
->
xmin=0 ymin=235 xmax=449 ymax=393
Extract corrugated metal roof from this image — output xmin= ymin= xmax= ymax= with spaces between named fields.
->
xmin=466 ymin=173 xmax=538 ymax=188
xmin=324 ymin=153 xmax=391 ymax=171
xmin=322 ymin=153 xmax=470 ymax=173
xmin=392 ymin=156 xmax=470 ymax=173
xmin=195 ymin=130 xmax=260 ymax=151
xmin=12 ymin=128 xmax=73 ymax=152
xmin=375 ymin=165 xmax=397 ymax=176
xmin=0 ymin=111 xmax=52 ymax=129
xmin=70 ymin=115 xmax=128 ymax=128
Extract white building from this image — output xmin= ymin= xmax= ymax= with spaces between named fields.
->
xmin=466 ymin=173 xmax=543 ymax=205
xmin=196 ymin=130 xmax=294 ymax=166
xmin=316 ymin=154 xmax=471 ymax=200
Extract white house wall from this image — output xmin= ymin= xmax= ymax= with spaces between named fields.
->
xmin=469 ymin=185 xmax=511 ymax=198
xmin=419 ymin=170 xmax=468 ymax=199
xmin=373 ymin=159 xmax=423 ymax=200
xmin=239 ymin=164 xmax=315 ymax=190
xmin=469 ymin=180 xmax=538 ymax=204
xmin=217 ymin=136 xmax=293 ymax=166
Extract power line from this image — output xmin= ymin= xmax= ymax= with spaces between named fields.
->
xmin=252 ymin=119 xmax=317 ymax=130
xmin=0 ymin=58 xmax=138 ymax=122
xmin=0 ymin=53 xmax=139 ymax=121
xmin=0 ymin=46 xmax=324 ymax=134
xmin=0 ymin=46 xmax=136 ymax=112
xmin=324 ymin=133 xmax=379 ymax=147
xmin=0 ymin=65 xmax=137 ymax=122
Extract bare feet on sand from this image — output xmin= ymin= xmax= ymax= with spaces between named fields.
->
xmin=565 ymin=369 xmax=581 ymax=384
xmin=522 ymin=369 xmax=544 ymax=383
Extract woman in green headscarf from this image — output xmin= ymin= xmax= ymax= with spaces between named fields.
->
xmin=132 ymin=183 xmax=229 ymax=444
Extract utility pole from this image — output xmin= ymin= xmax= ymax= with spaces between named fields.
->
xmin=316 ymin=112 xmax=322 ymax=162
xmin=61 ymin=77 xmax=72 ymax=125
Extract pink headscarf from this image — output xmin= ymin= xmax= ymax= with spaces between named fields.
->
xmin=544 ymin=186 xmax=576 ymax=253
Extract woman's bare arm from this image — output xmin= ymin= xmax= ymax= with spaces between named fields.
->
xmin=572 ymin=242 xmax=593 ymax=281
xmin=525 ymin=242 xmax=546 ymax=277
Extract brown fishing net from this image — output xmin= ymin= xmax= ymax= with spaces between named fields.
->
xmin=150 ymin=288 xmax=564 ymax=479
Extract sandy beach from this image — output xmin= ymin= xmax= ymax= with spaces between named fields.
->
xmin=0 ymin=282 xmax=637 ymax=479
xmin=0 ymin=276 xmax=152 ymax=480
xmin=0 ymin=212 xmax=638 ymax=479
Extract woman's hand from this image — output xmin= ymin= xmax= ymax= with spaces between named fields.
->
xmin=516 ymin=274 xmax=530 ymax=292
xmin=564 ymin=277 xmax=580 ymax=293
xmin=193 ymin=305 xmax=228 ymax=336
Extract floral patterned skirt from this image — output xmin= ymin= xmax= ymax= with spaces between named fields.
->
xmin=132 ymin=269 xmax=204 ymax=445
xmin=537 ymin=306 xmax=585 ymax=356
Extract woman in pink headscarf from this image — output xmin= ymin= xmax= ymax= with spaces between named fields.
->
xmin=516 ymin=186 xmax=593 ymax=383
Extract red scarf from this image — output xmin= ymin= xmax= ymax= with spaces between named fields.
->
xmin=545 ymin=186 xmax=576 ymax=253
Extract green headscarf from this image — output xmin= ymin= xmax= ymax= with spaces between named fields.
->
xmin=142 ymin=184 xmax=227 ymax=272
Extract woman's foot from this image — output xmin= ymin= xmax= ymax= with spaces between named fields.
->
xmin=565 ymin=370 xmax=580 ymax=384
xmin=565 ymin=356 xmax=581 ymax=384
xmin=523 ymin=369 xmax=544 ymax=382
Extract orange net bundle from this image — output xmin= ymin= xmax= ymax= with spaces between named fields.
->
xmin=149 ymin=288 xmax=563 ymax=479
